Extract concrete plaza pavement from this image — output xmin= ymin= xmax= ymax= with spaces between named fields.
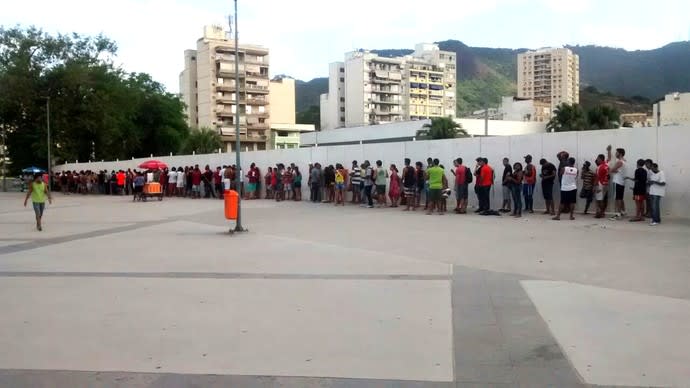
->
xmin=0 ymin=192 xmax=689 ymax=387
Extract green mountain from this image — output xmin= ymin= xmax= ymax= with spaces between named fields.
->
xmin=295 ymin=40 xmax=690 ymax=118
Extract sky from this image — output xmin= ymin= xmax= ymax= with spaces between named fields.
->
xmin=3 ymin=0 xmax=689 ymax=93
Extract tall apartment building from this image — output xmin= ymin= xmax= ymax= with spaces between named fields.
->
xmin=320 ymin=43 xmax=456 ymax=130
xmin=653 ymin=92 xmax=690 ymax=126
xmin=180 ymin=25 xmax=271 ymax=151
xmin=517 ymin=48 xmax=579 ymax=114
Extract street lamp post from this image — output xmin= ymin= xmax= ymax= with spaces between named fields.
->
xmin=232 ymin=0 xmax=245 ymax=232
xmin=1 ymin=125 xmax=6 ymax=192
xmin=46 ymin=97 xmax=51 ymax=182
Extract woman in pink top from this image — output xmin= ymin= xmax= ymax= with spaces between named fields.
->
xmin=388 ymin=164 xmax=401 ymax=208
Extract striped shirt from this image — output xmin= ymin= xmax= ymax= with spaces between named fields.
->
xmin=581 ymin=170 xmax=595 ymax=190
xmin=350 ymin=167 xmax=362 ymax=185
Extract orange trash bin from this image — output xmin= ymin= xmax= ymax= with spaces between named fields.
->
xmin=224 ymin=190 xmax=239 ymax=220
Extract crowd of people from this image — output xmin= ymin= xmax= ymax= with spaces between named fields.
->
xmin=53 ymin=144 xmax=668 ymax=226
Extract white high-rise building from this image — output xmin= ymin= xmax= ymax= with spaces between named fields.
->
xmin=652 ymin=92 xmax=690 ymax=126
xmin=320 ymin=43 xmax=457 ymax=130
xmin=517 ymin=48 xmax=579 ymax=114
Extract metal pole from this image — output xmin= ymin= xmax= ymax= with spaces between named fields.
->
xmin=233 ymin=0 xmax=244 ymax=232
xmin=1 ymin=125 xmax=6 ymax=192
xmin=47 ymin=97 xmax=51 ymax=182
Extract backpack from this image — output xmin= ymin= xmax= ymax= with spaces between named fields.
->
xmin=465 ymin=167 xmax=473 ymax=184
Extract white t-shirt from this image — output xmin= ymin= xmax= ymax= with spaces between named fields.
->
xmin=560 ymin=166 xmax=578 ymax=191
xmin=168 ymin=171 xmax=177 ymax=184
xmin=649 ymin=171 xmax=666 ymax=197
xmin=176 ymin=171 xmax=185 ymax=187
xmin=611 ymin=159 xmax=626 ymax=185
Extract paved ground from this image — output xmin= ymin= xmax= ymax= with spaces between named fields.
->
xmin=0 ymin=192 xmax=689 ymax=387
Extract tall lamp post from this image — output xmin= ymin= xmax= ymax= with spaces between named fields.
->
xmin=46 ymin=97 xmax=51 ymax=182
xmin=232 ymin=0 xmax=245 ymax=232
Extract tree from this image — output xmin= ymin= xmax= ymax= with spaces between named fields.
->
xmin=296 ymin=105 xmax=320 ymax=130
xmin=587 ymin=105 xmax=620 ymax=130
xmin=180 ymin=127 xmax=223 ymax=154
xmin=416 ymin=117 xmax=467 ymax=140
xmin=0 ymin=26 xmax=188 ymax=172
xmin=546 ymin=103 xmax=588 ymax=132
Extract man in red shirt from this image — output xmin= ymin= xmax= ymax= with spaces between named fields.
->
xmin=475 ymin=158 xmax=494 ymax=213
xmin=594 ymin=153 xmax=609 ymax=218
xmin=116 ymin=170 xmax=126 ymax=195
xmin=454 ymin=158 xmax=468 ymax=213
xmin=191 ymin=165 xmax=202 ymax=199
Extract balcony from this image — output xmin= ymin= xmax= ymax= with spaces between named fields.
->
xmin=247 ymin=122 xmax=270 ymax=130
xmin=216 ymin=83 xmax=239 ymax=92
xmin=372 ymin=99 xmax=401 ymax=105
xmin=246 ymin=97 xmax=268 ymax=105
xmin=374 ymin=109 xmax=402 ymax=116
xmin=371 ymin=88 xmax=401 ymax=94
xmin=245 ymin=84 xmax=269 ymax=93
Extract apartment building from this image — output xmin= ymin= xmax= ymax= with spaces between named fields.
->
xmin=652 ymin=92 xmax=690 ymax=126
xmin=517 ymin=48 xmax=579 ymax=114
xmin=320 ymin=43 xmax=457 ymax=130
xmin=180 ymin=25 xmax=271 ymax=151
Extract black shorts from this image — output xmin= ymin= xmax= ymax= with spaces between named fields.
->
xmin=542 ymin=181 xmax=554 ymax=201
xmin=561 ymin=189 xmax=577 ymax=205
xmin=376 ymin=185 xmax=386 ymax=195
xmin=429 ymin=188 xmax=442 ymax=202
xmin=615 ymin=184 xmax=625 ymax=200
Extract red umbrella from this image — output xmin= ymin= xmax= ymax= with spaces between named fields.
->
xmin=138 ymin=160 xmax=168 ymax=169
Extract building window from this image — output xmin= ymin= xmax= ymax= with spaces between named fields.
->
xmin=339 ymin=68 xmax=344 ymax=72
xmin=340 ymin=107 xmax=345 ymax=112
xmin=340 ymin=97 xmax=345 ymax=102
xmin=340 ymin=116 xmax=345 ymax=122
xmin=339 ymin=77 xmax=344 ymax=82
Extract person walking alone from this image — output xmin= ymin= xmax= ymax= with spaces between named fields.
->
xmin=24 ymin=174 xmax=52 ymax=231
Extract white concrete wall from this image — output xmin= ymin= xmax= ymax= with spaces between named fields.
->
xmin=56 ymin=126 xmax=690 ymax=218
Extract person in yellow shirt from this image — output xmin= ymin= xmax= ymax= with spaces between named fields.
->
xmin=24 ymin=173 xmax=53 ymax=231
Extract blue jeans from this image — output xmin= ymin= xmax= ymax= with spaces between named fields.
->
xmin=522 ymin=183 xmax=535 ymax=211
xmin=512 ymin=185 xmax=522 ymax=215
xmin=650 ymin=195 xmax=661 ymax=223
xmin=32 ymin=202 xmax=45 ymax=218
xmin=364 ymin=185 xmax=373 ymax=206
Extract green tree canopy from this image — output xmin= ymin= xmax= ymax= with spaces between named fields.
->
xmin=416 ymin=117 xmax=467 ymax=140
xmin=547 ymin=103 xmax=621 ymax=132
xmin=180 ymin=127 xmax=223 ymax=155
xmin=546 ymin=103 xmax=588 ymax=132
xmin=587 ymin=105 xmax=620 ymax=130
xmin=0 ymin=26 xmax=188 ymax=173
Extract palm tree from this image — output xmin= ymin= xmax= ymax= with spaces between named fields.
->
xmin=416 ymin=117 xmax=467 ymax=140
xmin=546 ymin=103 xmax=588 ymax=132
xmin=587 ymin=105 xmax=621 ymax=130
xmin=180 ymin=127 xmax=223 ymax=154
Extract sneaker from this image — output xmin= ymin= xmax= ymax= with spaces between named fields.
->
xmin=367 ymin=205 xmax=374 ymax=208
xmin=649 ymin=222 xmax=659 ymax=226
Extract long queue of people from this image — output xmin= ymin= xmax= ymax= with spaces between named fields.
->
xmin=53 ymin=143 xmax=667 ymax=226
xmin=261 ymin=144 xmax=666 ymax=226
